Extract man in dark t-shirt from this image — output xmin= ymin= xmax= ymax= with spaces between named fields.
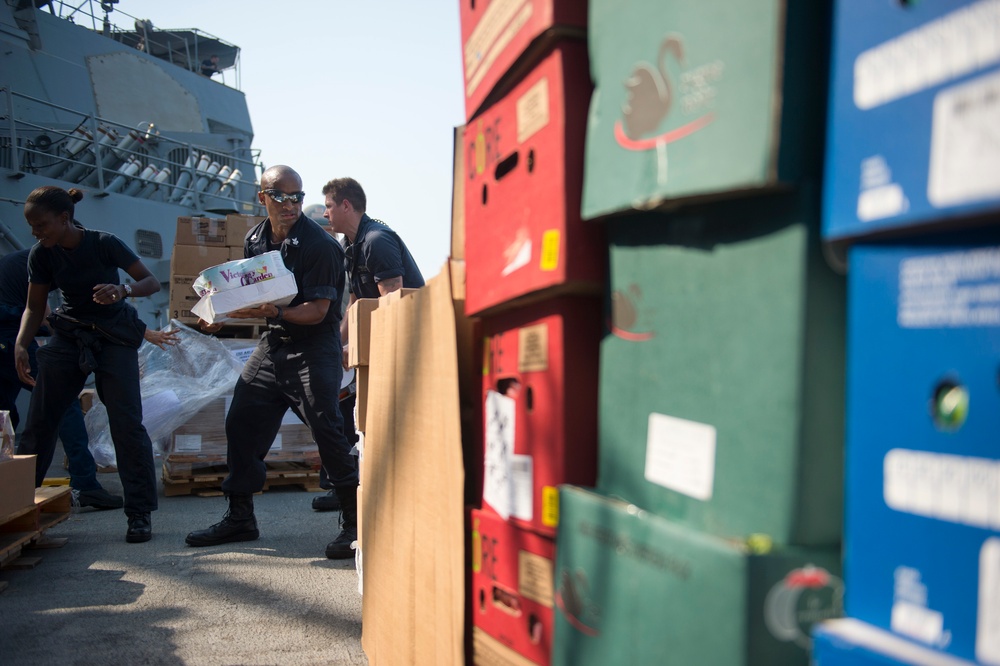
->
xmin=186 ymin=165 xmax=359 ymax=559
xmin=0 ymin=249 xmax=122 ymax=509
xmin=322 ymin=177 xmax=424 ymax=369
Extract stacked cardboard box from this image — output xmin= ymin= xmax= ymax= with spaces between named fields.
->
xmin=355 ymin=266 xmax=473 ymax=666
xmin=549 ymin=2 xmax=846 ymax=665
xmin=811 ymin=2 xmax=1000 ymax=660
xmin=168 ymin=214 xmax=264 ymax=324
xmin=457 ymin=5 xmax=600 ymax=664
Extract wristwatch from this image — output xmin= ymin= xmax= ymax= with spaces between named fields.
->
xmin=122 ymin=283 xmax=132 ymax=297
xmin=273 ymin=305 xmax=284 ymax=321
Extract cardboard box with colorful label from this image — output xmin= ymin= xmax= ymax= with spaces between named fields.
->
xmin=598 ymin=190 xmax=846 ymax=546
xmin=582 ymin=0 xmax=829 ymax=219
xmin=552 ymin=486 xmax=843 ymax=666
xmin=843 ymin=234 xmax=1000 ymax=664
xmin=464 ymin=41 xmax=604 ymax=317
xmin=471 ymin=508 xmax=555 ymax=666
xmin=481 ymin=296 xmax=600 ymax=537
xmin=823 ymin=0 xmax=1000 ymax=243
xmin=459 ymin=0 xmax=586 ymax=121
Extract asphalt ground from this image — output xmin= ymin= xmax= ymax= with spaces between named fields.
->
xmin=0 ymin=459 xmax=367 ymax=666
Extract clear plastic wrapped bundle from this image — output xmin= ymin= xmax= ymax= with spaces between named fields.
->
xmin=84 ymin=320 xmax=242 ymax=467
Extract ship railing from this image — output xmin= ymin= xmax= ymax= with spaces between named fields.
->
xmin=1 ymin=86 xmax=263 ymax=215
xmin=42 ymin=1 xmax=242 ymax=89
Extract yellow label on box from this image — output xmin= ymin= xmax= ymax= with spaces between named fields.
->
xmin=482 ymin=337 xmax=491 ymax=376
xmin=542 ymin=486 xmax=559 ymax=527
xmin=540 ymin=229 xmax=560 ymax=272
xmin=472 ymin=520 xmax=481 ymax=573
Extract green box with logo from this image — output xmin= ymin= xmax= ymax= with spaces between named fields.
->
xmin=598 ymin=190 xmax=845 ymax=546
xmin=553 ymin=486 xmax=843 ymax=666
xmin=582 ymin=0 xmax=829 ymax=219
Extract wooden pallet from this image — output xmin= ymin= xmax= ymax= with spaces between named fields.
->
xmin=0 ymin=487 xmax=72 ymax=580
xmin=161 ymin=461 xmax=322 ymax=497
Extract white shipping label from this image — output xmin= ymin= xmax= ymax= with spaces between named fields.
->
xmin=853 ymin=0 xmax=1000 ymax=110
xmin=484 ymin=390 xmax=516 ymax=520
xmin=174 ymin=434 xmax=202 ymax=452
xmin=897 ymin=246 xmax=1000 ymax=328
xmin=884 ymin=449 xmax=1000 ymax=530
xmin=511 ymin=454 xmax=533 ymax=521
xmin=644 ymin=413 xmax=717 ymax=501
xmin=929 ymin=69 xmax=1000 ymax=207
xmin=979 ymin=538 xmax=1000 ymax=664
xmin=517 ymin=77 xmax=550 ymax=144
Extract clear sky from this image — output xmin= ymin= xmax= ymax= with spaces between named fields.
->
xmin=121 ymin=0 xmax=465 ymax=279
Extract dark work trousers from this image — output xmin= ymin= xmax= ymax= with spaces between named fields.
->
xmin=16 ymin=334 xmax=157 ymax=514
xmin=222 ymin=331 xmax=358 ymax=495
xmin=319 ymin=392 xmax=360 ymax=489
xmin=1 ymin=337 xmax=101 ymax=490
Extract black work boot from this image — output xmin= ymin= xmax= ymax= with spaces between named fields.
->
xmin=311 ymin=489 xmax=341 ymax=512
xmin=325 ymin=485 xmax=358 ymax=559
xmin=76 ymin=487 xmax=124 ymax=511
xmin=125 ymin=512 xmax=152 ymax=543
xmin=185 ymin=494 xmax=259 ymax=547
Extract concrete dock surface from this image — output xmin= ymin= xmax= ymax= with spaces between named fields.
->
xmin=0 ymin=470 xmax=367 ymax=666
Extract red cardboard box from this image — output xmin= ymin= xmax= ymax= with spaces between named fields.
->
xmin=481 ymin=297 xmax=599 ymax=537
xmin=471 ymin=508 xmax=556 ymax=666
xmin=460 ymin=0 xmax=586 ymax=120
xmin=464 ymin=41 xmax=603 ymax=317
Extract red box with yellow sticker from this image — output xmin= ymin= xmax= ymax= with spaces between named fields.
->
xmin=459 ymin=0 xmax=587 ymax=121
xmin=480 ymin=296 xmax=599 ymax=537
xmin=463 ymin=41 xmax=604 ymax=317
xmin=471 ymin=508 xmax=557 ymax=666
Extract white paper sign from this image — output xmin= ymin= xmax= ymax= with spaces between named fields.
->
xmin=645 ymin=412 xmax=717 ymax=501
xmin=511 ymin=454 xmax=533 ymax=521
xmin=483 ymin=390 xmax=516 ymax=519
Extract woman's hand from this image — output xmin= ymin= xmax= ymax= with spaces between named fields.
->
xmin=14 ymin=344 xmax=34 ymax=387
xmin=145 ymin=327 xmax=180 ymax=350
xmin=92 ymin=283 xmax=124 ymax=305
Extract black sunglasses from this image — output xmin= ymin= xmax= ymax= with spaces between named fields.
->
xmin=262 ymin=189 xmax=306 ymax=204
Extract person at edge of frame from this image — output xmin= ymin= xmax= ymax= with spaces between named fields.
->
xmin=185 ymin=165 xmax=359 ymax=560
xmin=14 ymin=186 xmax=178 ymax=544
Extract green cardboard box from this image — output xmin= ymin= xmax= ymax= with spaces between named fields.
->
xmin=553 ymin=486 xmax=843 ymax=666
xmin=599 ymin=189 xmax=845 ymax=546
xmin=582 ymin=0 xmax=829 ymax=219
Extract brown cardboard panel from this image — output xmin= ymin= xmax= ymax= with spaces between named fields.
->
xmin=225 ymin=214 xmax=265 ymax=247
xmin=451 ymin=125 xmax=466 ymax=260
xmin=229 ymin=246 xmax=246 ymax=261
xmin=361 ymin=265 xmax=466 ymax=665
xmin=355 ymin=368 xmax=370 ymax=433
xmin=347 ymin=289 xmax=421 ymax=368
xmin=347 ymin=299 xmax=379 ymax=368
xmin=175 ymin=216 xmax=227 ymax=246
xmin=170 ymin=245 xmax=230 ymax=276
xmin=472 ymin=627 xmax=538 ymax=666
xmin=0 ymin=455 xmax=36 ymax=520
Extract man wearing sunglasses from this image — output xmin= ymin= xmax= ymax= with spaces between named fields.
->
xmin=186 ymin=165 xmax=359 ymax=560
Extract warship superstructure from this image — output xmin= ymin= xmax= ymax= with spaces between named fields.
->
xmin=1 ymin=0 xmax=264 ymax=326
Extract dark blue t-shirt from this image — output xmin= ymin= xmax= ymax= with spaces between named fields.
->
xmin=245 ymin=213 xmax=346 ymax=339
xmin=28 ymin=228 xmax=139 ymax=322
xmin=347 ymin=214 xmax=424 ymax=299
